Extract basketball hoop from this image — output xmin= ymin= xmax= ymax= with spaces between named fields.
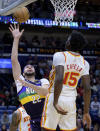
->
xmin=50 ymin=0 xmax=78 ymax=23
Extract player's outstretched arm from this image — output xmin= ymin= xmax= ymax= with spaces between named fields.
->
xmin=10 ymin=110 xmax=20 ymax=131
xmin=9 ymin=24 xmax=24 ymax=80
xmin=82 ymin=75 xmax=91 ymax=129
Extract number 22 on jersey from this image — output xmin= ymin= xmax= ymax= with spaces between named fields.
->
xmin=63 ymin=72 xmax=80 ymax=87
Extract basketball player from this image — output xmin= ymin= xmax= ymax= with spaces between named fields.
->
xmin=41 ymin=31 xmax=91 ymax=131
xmin=10 ymin=106 xmax=31 ymax=131
xmin=9 ymin=24 xmax=49 ymax=131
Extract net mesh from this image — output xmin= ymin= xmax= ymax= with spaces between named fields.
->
xmin=50 ymin=0 xmax=78 ymax=22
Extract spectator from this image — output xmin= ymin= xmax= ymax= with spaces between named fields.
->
xmin=35 ymin=63 xmax=42 ymax=79
xmin=90 ymin=96 xmax=100 ymax=125
xmin=31 ymin=36 xmax=40 ymax=47
xmin=95 ymin=57 xmax=100 ymax=76
xmin=0 ymin=111 xmax=10 ymax=125
xmin=1 ymin=86 xmax=8 ymax=94
xmin=93 ymin=123 xmax=99 ymax=131
xmin=77 ymin=86 xmax=83 ymax=97
xmin=90 ymin=74 xmax=96 ymax=84
xmin=95 ymin=75 xmax=100 ymax=83
xmin=1 ymin=124 xmax=7 ymax=131
xmin=90 ymin=81 xmax=98 ymax=95
xmin=91 ymin=96 xmax=100 ymax=111
xmin=26 ymin=55 xmax=38 ymax=66
xmin=41 ymin=37 xmax=47 ymax=47
xmin=1 ymin=101 xmax=6 ymax=106
xmin=19 ymin=36 xmax=28 ymax=49
xmin=0 ymin=95 xmax=5 ymax=106
xmin=47 ymin=57 xmax=52 ymax=67
xmin=76 ymin=93 xmax=83 ymax=109
xmin=77 ymin=119 xmax=83 ymax=131
xmin=96 ymin=79 xmax=100 ymax=92
xmin=4 ymin=91 xmax=11 ymax=106
xmin=77 ymin=108 xmax=83 ymax=120
xmin=51 ymin=41 xmax=56 ymax=47
xmin=44 ymin=64 xmax=50 ymax=79
xmin=10 ymin=82 xmax=16 ymax=97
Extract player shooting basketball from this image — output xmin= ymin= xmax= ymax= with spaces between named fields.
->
xmin=41 ymin=31 xmax=91 ymax=131
xmin=9 ymin=24 xmax=49 ymax=131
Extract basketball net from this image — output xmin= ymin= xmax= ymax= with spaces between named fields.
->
xmin=50 ymin=0 xmax=78 ymax=23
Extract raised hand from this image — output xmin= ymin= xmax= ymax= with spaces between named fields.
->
xmin=9 ymin=24 xmax=24 ymax=39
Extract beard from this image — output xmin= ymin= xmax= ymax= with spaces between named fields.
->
xmin=24 ymin=72 xmax=35 ymax=77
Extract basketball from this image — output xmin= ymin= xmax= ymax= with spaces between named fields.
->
xmin=13 ymin=7 xmax=30 ymax=23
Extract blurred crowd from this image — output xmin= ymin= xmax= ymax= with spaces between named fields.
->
xmin=0 ymin=55 xmax=100 ymax=130
xmin=76 ymin=57 xmax=100 ymax=131
xmin=0 ymin=33 xmax=100 ymax=52
xmin=0 ymin=32 xmax=64 ymax=49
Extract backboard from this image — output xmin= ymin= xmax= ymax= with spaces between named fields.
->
xmin=0 ymin=0 xmax=37 ymax=16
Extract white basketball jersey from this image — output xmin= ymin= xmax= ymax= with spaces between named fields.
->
xmin=49 ymin=51 xmax=90 ymax=98
xmin=18 ymin=107 xmax=31 ymax=131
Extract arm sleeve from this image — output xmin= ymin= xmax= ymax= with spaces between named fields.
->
xmin=15 ymin=75 xmax=25 ymax=93
xmin=82 ymin=60 xmax=90 ymax=76
xmin=40 ymin=78 xmax=50 ymax=88
xmin=53 ymin=52 xmax=65 ymax=66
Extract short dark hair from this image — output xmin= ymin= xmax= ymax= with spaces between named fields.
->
xmin=23 ymin=64 xmax=34 ymax=72
xmin=69 ymin=30 xmax=88 ymax=51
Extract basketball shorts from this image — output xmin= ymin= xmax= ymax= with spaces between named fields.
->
xmin=41 ymin=93 xmax=77 ymax=130
xmin=30 ymin=118 xmax=41 ymax=131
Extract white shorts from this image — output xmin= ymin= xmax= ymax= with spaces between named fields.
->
xmin=41 ymin=93 xmax=77 ymax=130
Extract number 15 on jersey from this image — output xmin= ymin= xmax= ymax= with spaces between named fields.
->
xmin=63 ymin=72 xmax=80 ymax=87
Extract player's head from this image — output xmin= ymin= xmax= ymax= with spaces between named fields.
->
xmin=23 ymin=64 xmax=35 ymax=78
xmin=66 ymin=30 xmax=88 ymax=51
